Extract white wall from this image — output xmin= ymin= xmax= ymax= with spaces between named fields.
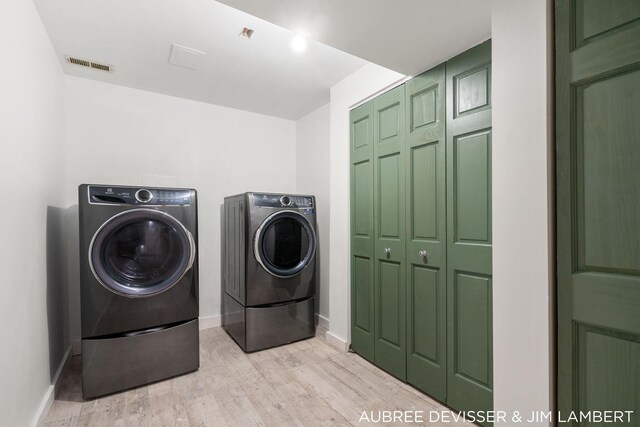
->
xmin=296 ymin=104 xmax=331 ymax=327
xmin=328 ymin=64 xmax=405 ymax=346
xmin=491 ymin=0 xmax=553 ymax=424
xmin=0 ymin=1 xmax=67 ymax=426
xmin=64 ymin=76 xmax=297 ymax=346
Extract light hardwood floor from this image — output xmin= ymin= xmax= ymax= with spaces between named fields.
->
xmin=43 ymin=327 xmax=473 ymax=426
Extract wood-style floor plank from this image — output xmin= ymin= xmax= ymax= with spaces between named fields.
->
xmin=43 ymin=327 xmax=474 ymax=426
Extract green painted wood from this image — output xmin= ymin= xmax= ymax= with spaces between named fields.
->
xmin=579 ymin=71 xmax=640 ymax=274
xmin=578 ymin=325 xmax=640 ymax=422
xmin=350 ymin=101 xmax=375 ymax=362
xmin=445 ymin=40 xmax=493 ymax=423
xmin=373 ymin=85 xmax=407 ymax=380
xmin=455 ymin=132 xmax=491 ymax=242
xmin=575 ymin=0 xmax=640 ymax=47
xmin=405 ymin=64 xmax=447 ymax=401
xmin=454 ymin=272 xmax=492 ymax=387
xmin=556 ymin=1 xmax=640 ymax=423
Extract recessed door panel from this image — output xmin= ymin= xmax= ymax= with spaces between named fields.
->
xmin=454 ymin=272 xmax=492 ymax=388
xmin=379 ymin=154 xmax=401 ymax=238
xmin=379 ymin=261 xmax=401 ymax=346
xmin=353 ymin=116 xmax=370 ymax=150
xmin=411 ymin=144 xmax=438 ymax=240
xmin=411 ymin=88 xmax=437 ymax=130
xmin=379 ymin=103 xmax=400 ymax=142
xmin=353 ymin=161 xmax=371 ymax=237
xmin=354 ymin=256 xmax=373 ymax=334
xmin=578 ymin=70 xmax=640 ymax=274
xmin=455 ymin=131 xmax=491 ymax=243
xmin=579 ymin=325 xmax=640 ymax=418
xmin=575 ymin=0 xmax=640 ymax=46
xmin=411 ymin=266 xmax=439 ymax=363
xmin=455 ymin=66 xmax=491 ymax=117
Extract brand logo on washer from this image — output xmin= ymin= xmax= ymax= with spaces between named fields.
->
xmin=303 ymin=208 xmax=315 ymax=214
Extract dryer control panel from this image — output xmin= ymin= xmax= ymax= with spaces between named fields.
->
xmin=88 ymin=185 xmax=193 ymax=206
xmin=252 ymin=193 xmax=314 ymax=208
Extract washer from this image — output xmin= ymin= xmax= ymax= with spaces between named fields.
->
xmin=78 ymin=184 xmax=199 ymax=398
xmin=222 ymin=192 xmax=317 ymax=352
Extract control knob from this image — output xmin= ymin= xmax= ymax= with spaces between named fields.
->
xmin=280 ymin=196 xmax=292 ymax=206
xmin=135 ymin=189 xmax=153 ymax=203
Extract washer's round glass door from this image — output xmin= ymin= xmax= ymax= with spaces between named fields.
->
xmin=254 ymin=210 xmax=316 ymax=278
xmin=89 ymin=209 xmax=195 ymax=297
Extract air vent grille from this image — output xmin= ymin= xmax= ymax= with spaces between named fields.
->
xmin=90 ymin=62 xmax=111 ymax=72
xmin=68 ymin=57 xmax=90 ymax=67
xmin=65 ymin=56 xmax=113 ymax=73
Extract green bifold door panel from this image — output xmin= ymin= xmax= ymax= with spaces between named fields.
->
xmin=373 ymin=85 xmax=407 ymax=380
xmin=445 ymin=40 xmax=493 ymax=416
xmin=556 ymin=1 xmax=640 ymax=423
xmin=350 ymin=101 xmax=375 ymax=363
xmin=405 ymin=63 xmax=447 ymax=402
xmin=350 ymin=40 xmax=493 ymax=423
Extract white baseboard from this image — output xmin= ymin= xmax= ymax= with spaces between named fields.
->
xmin=33 ymin=346 xmax=72 ymax=427
xmin=325 ymin=331 xmax=349 ymax=353
xmin=72 ymin=340 xmax=81 ymax=355
xmin=199 ymin=314 xmax=221 ymax=330
xmin=315 ymin=324 xmax=328 ymax=339
xmin=315 ymin=313 xmax=330 ymax=330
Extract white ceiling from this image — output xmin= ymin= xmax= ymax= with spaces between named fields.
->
xmin=33 ymin=0 xmax=367 ymax=120
xmin=214 ymin=0 xmax=492 ymax=76
xmin=34 ymin=0 xmax=491 ymax=120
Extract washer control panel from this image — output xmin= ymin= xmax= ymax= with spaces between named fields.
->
xmin=88 ymin=185 xmax=193 ymax=206
xmin=252 ymin=193 xmax=313 ymax=208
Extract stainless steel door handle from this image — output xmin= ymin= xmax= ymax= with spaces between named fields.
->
xmin=418 ymin=250 xmax=427 ymax=257
xmin=384 ymin=248 xmax=391 ymax=254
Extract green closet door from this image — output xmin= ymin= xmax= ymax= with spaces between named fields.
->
xmin=405 ymin=64 xmax=447 ymax=401
xmin=556 ymin=1 xmax=640 ymax=423
xmin=373 ymin=85 xmax=407 ymax=380
xmin=445 ymin=40 xmax=493 ymax=420
xmin=350 ymin=101 xmax=375 ymax=362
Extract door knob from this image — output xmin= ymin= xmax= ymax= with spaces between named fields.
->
xmin=418 ymin=250 xmax=427 ymax=257
xmin=384 ymin=248 xmax=391 ymax=254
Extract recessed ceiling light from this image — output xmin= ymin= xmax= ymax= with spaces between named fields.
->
xmin=291 ymin=34 xmax=307 ymax=53
xmin=240 ymin=27 xmax=254 ymax=39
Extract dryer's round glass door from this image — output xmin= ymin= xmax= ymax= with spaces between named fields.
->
xmin=254 ymin=210 xmax=316 ymax=277
xmin=89 ymin=209 xmax=195 ymax=297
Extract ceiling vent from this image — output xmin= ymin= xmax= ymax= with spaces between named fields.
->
xmin=65 ymin=55 xmax=113 ymax=72
xmin=168 ymin=44 xmax=206 ymax=71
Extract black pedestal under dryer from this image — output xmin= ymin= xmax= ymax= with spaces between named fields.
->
xmin=78 ymin=184 xmax=199 ymax=398
xmin=222 ymin=192 xmax=317 ymax=352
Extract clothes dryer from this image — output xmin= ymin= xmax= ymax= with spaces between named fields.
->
xmin=222 ymin=192 xmax=317 ymax=352
xmin=78 ymin=184 xmax=199 ymax=398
